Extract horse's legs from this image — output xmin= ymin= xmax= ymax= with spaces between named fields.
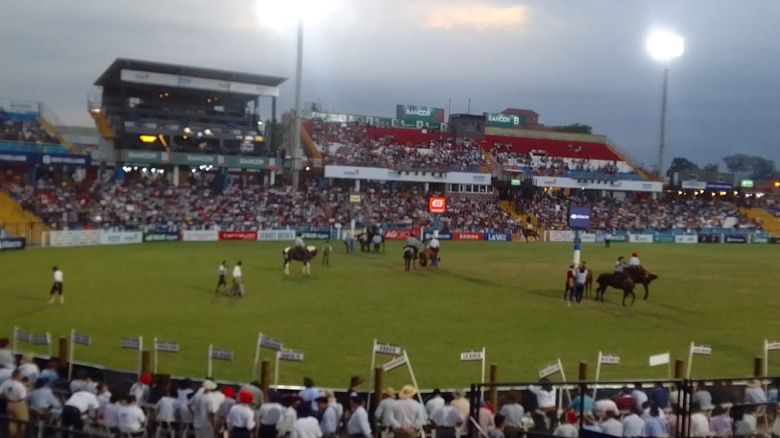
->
xmin=642 ymin=283 xmax=649 ymax=300
xmin=284 ymin=262 xmax=290 ymax=275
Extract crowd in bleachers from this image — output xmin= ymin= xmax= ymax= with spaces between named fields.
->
xmin=490 ymin=145 xmax=622 ymax=178
xmin=3 ymin=342 xmax=780 ymax=438
xmin=520 ymin=194 xmax=761 ymax=232
xmin=0 ymin=171 xmax=517 ymax=233
xmin=309 ymin=121 xmax=485 ymax=172
xmin=0 ymin=112 xmax=59 ymax=145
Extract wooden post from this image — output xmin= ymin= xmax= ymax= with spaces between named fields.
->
xmin=489 ymin=364 xmax=498 ymax=408
xmin=141 ymin=350 xmax=151 ymax=375
xmin=260 ymin=360 xmax=271 ymax=393
xmin=578 ymin=362 xmax=588 ymax=381
xmin=754 ymin=357 xmax=763 ymax=377
xmin=372 ymin=367 xmax=384 ymax=410
xmin=674 ymin=360 xmax=684 ymax=379
xmin=58 ymin=337 xmax=69 ymax=368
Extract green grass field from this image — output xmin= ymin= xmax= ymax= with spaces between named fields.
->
xmin=1 ymin=241 xmax=778 ymax=388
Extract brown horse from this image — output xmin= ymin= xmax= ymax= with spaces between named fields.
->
xmin=522 ymin=228 xmax=541 ymax=242
xmin=624 ymin=266 xmax=659 ymax=300
xmin=403 ymin=246 xmax=416 ymax=272
xmin=419 ymin=248 xmax=439 ymax=267
xmin=595 ymin=273 xmax=636 ymax=306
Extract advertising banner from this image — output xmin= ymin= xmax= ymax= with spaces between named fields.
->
xmin=324 ymin=165 xmax=491 ymax=185
xmin=580 ymin=233 xmax=597 ymax=243
xmin=452 ymin=232 xmax=484 ymax=241
xmin=120 ymin=150 xmax=279 ymax=170
xmin=181 ymin=230 xmax=219 ymax=242
xmin=100 ymin=231 xmax=143 ymax=245
xmin=0 ymin=151 xmax=90 ymax=166
xmin=257 ymin=230 xmax=296 ymax=241
xmin=675 ymin=235 xmax=698 ymax=244
xmin=533 ymin=176 xmax=663 ymax=193
xmin=48 ymin=230 xmax=101 ymax=247
xmin=396 ymin=104 xmax=445 ymax=129
xmin=219 ymin=231 xmax=257 ymax=241
xmin=484 ymin=232 xmax=512 ymax=242
xmin=143 ymin=231 xmax=180 ymax=242
xmin=299 ymin=231 xmax=331 ymax=240
xmin=0 ymin=237 xmax=26 ymax=251
xmin=384 ymin=229 xmax=414 ymax=241
xmin=724 ymin=234 xmax=748 ymax=244
xmin=628 ymin=234 xmax=654 ymax=243
xmin=752 ymin=236 xmax=770 ymax=244
xmin=423 ymin=232 xmax=452 ymax=240
xmin=698 ymin=234 xmax=721 ymax=244
xmin=484 ymin=112 xmax=524 ymax=129
xmin=548 ymin=230 xmax=575 ymax=242
xmin=654 ymin=234 xmax=675 ymax=243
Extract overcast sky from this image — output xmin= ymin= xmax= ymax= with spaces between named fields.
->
xmin=2 ymin=0 xmax=779 ymax=168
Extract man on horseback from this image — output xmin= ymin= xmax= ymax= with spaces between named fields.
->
xmin=295 ymin=234 xmax=306 ymax=249
xmin=629 ymin=252 xmax=641 ymax=268
xmin=404 ymin=235 xmax=423 ymax=260
xmin=427 ymin=235 xmax=441 ymax=266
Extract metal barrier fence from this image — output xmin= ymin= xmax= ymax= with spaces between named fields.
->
xmin=469 ymin=377 xmax=780 ymax=437
xmin=0 ymin=414 xmax=105 ymax=438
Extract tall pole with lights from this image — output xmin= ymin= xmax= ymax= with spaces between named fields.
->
xmin=291 ymin=18 xmax=304 ymax=190
xmin=646 ymin=30 xmax=684 ymax=180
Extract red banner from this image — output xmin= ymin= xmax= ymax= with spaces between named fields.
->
xmin=219 ymin=231 xmax=257 ymax=241
xmin=453 ymin=232 xmax=484 ymax=241
xmin=384 ymin=229 xmax=414 ymax=240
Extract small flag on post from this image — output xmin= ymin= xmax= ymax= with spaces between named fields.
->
xmin=374 ymin=343 xmax=402 ymax=356
xmin=210 ymin=348 xmax=235 ymax=361
xmin=691 ymin=345 xmax=712 ymax=355
xmin=600 ymin=354 xmax=620 ymax=365
xmin=72 ymin=333 xmax=92 ymax=346
xmin=121 ymin=338 xmax=141 ymax=350
xmin=538 ymin=361 xmax=561 ymax=378
xmin=30 ymin=333 xmax=51 ymax=346
xmin=766 ymin=341 xmax=780 ymax=351
xmin=649 ymin=352 xmax=670 ymax=366
xmin=259 ymin=336 xmax=283 ymax=351
xmin=278 ymin=349 xmax=304 ymax=362
xmin=155 ymin=340 xmax=180 ymax=353
xmin=15 ymin=329 xmax=30 ymax=343
xmin=382 ymin=354 xmax=408 ymax=372
xmin=460 ymin=350 xmax=485 ymax=361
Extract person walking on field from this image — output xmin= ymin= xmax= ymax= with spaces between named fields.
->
xmin=49 ymin=266 xmax=64 ymax=304
xmin=216 ymin=261 xmax=228 ymax=294
xmin=231 ymin=262 xmax=244 ymax=297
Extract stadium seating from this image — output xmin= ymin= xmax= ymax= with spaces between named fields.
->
xmin=0 ymin=111 xmax=65 ymax=153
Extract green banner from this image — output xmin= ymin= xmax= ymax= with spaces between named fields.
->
xmin=396 ymin=104 xmax=445 ymax=129
xmin=143 ymin=231 xmax=180 ymax=242
xmin=121 ymin=150 xmax=280 ymax=170
xmin=653 ymin=235 xmax=675 ymax=243
xmin=752 ymin=236 xmax=769 ymax=244
xmin=484 ymin=112 xmax=524 ymax=129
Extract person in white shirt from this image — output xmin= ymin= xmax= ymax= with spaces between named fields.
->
xmin=156 ymin=387 xmax=178 ymax=424
xmin=191 ymin=380 xmax=219 ymax=438
xmin=391 ymin=385 xmax=425 ymax=438
xmin=594 ymin=397 xmax=620 ymax=419
xmin=621 ymin=408 xmax=646 ymax=437
xmin=600 ymin=411 xmax=623 ymax=436
xmin=553 ymin=411 xmax=578 ymax=438
xmin=101 ymin=395 xmax=121 ymax=434
xmin=215 ymin=261 xmax=228 ymax=294
xmin=291 ymin=413 xmax=321 ymax=438
xmin=118 ymin=395 xmax=147 ymax=436
xmin=49 ymin=266 xmax=64 ymax=304
xmin=0 ymin=370 xmax=29 ymax=438
xmin=276 ymin=396 xmax=301 ymax=437
xmin=227 ymin=390 xmax=256 ymax=438
xmin=631 ymin=384 xmax=648 ymax=412
xmin=62 ymin=390 xmax=100 ymax=431
xmin=69 ymin=370 xmax=96 ymax=395
xmin=429 ymin=394 xmax=464 ymax=438
xmin=689 ymin=403 xmax=710 ymax=438
xmin=346 ymin=395 xmax=372 ymax=438
xmin=18 ymin=353 xmax=40 ymax=384
xmin=425 ymin=389 xmax=444 ymax=418
xmin=317 ymin=397 xmax=339 ymax=438
xmin=231 ymin=261 xmax=245 ymax=297
xmin=257 ymin=392 xmax=284 ymax=438
xmin=29 ymin=378 xmax=62 ymax=418
xmin=529 ymin=380 xmax=557 ymax=411
xmin=129 ymin=373 xmax=152 ymax=407
xmin=629 ymin=252 xmax=641 ymax=267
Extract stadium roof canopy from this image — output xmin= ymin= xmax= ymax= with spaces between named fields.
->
xmin=95 ymin=58 xmax=287 ymax=98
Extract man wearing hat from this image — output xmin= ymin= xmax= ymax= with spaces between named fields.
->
xmin=130 ymin=373 xmax=152 ymax=406
xmin=745 ymin=379 xmax=768 ymax=404
xmin=391 ymin=385 xmax=424 ymax=438
xmin=629 ymin=252 xmax=641 ymax=267
xmin=216 ymin=387 xmax=238 ymax=434
xmin=374 ymin=387 xmax=396 ymax=432
xmin=191 ymin=380 xmax=219 ymax=438
xmin=347 ymin=395 xmax=371 ymax=438
xmin=227 ymin=390 xmax=256 ymax=438
xmin=318 ymin=396 xmax=340 ymax=438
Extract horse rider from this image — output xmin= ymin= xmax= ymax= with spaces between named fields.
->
xmin=404 ymin=234 xmax=423 ymax=260
xmin=629 ymin=252 xmax=641 ymax=267
xmin=614 ymin=256 xmax=627 ymax=273
xmin=294 ymin=234 xmax=306 ymax=257
xmin=428 ymin=235 xmax=441 ymax=265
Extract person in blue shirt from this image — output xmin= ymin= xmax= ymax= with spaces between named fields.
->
xmin=568 ymin=388 xmax=594 ymax=417
xmin=648 ymin=382 xmax=669 ymax=410
xmin=297 ymin=377 xmax=320 ymax=416
xmin=642 ymin=406 xmax=666 ymax=437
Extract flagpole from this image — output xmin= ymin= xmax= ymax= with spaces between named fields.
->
xmin=138 ymin=336 xmax=144 ymax=377
xmin=153 ymin=337 xmax=159 ymax=374
xmin=686 ymin=342 xmax=694 ymax=379
xmin=68 ymin=329 xmax=75 ymax=380
xmin=593 ymin=351 xmax=602 ymax=399
xmin=252 ymin=332 xmax=263 ymax=381
xmin=207 ymin=344 xmax=213 ymax=378
xmin=367 ymin=338 xmax=377 ymax=411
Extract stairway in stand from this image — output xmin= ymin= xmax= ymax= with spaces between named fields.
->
xmin=740 ymin=208 xmax=780 ymax=236
xmin=0 ymin=193 xmax=46 ymax=245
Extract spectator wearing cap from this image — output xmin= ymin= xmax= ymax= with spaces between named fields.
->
xmin=429 ymin=392 xmax=463 ymax=438
xmin=391 ymin=385 xmax=424 ymax=438
xmin=191 ymin=380 xmax=219 ymax=438
xmin=629 ymin=252 xmax=640 ymax=267
xmin=317 ymin=396 xmax=339 ymax=438
xmin=216 ymin=386 xmax=238 ymax=433
xmin=227 ymin=390 xmax=256 ymax=438
xmin=61 ymin=388 xmax=100 ymax=433
xmin=18 ymin=352 xmax=40 ymax=383
xmin=118 ymin=395 xmax=147 ymax=437
xmin=130 ymin=373 xmax=152 ymax=406
xmin=745 ymin=379 xmax=767 ymax=404
xmin=257 ymin=390 xmax=284 ymax=438
xmin=277 ymin=395 xmax=301 ymax=438
xmin=0 ymin=369 xmax=29 ymax=438
xmin=552 ymin=411 xmax=578 ymax=438
xmin=375 ymin=387 xmax=397 ymax=431
xmin=479 ymin=402 xmax=496 ymax=432
xmin=631 ymin=383 xmax=648 ymax=412
xmin=346 ymin=395 xmax=371 ymax=438
xmin=298 ymin=377 xmax=319 ymax=415
xmin=240 ymin=380 xmax=264 ymax=409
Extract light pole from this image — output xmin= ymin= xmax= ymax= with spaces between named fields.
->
xmin=291 ymin=18 xmax=304 ymax=190
xmin=646 ymin=30 xmax=684 ymax=179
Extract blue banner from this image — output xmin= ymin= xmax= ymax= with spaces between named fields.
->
xmin=0 ymin=237 xmax=26 ymax=251
xmin=424 ymin=232 xmax=452 ymax=240
xmin=484 ymin=232 xmax=512 ymax=242
xmin=299 ymin=231 xmax=331 ymax=240
xmin=724 ymin=234 xmax=748 ymax=244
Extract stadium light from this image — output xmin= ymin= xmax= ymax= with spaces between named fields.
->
xmin=139 ymin=135 xmax=157 ymax=144
xmin=646 ymin=29 xmax=685 ymax=180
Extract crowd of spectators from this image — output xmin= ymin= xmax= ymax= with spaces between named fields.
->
xmin=0 ymin=171 xmax=517 ymax=233
xmin=520 ymin=194 xmax=761 ymax=232
xmin=309 ymin=121 xmax=485 ymax=172
xmin=2 ymin=341 xmax=779 ymax=438
xmin=490 ymin=145 xmax=624 ymax=178
xmin=0 ymin=112 xmax=59 ymax=145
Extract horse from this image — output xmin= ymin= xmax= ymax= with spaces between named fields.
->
xmin=522 ymin=227 xmax=541 ymax=242
xmin=624 ymin=266 xmax=659 ymax=300
xmin=283 ymin=245 xmax=318 ymax=275
xmin=595 ymin=273 xmax=636 ymax=306
xmin=418 ymin=248 xmax=439 ymax=268
xmin=403 ymin=246 xmax=416 ymax=272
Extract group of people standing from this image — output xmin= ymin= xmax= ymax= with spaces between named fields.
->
xmin=565 ymin=252 xmax=643 ymax=305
